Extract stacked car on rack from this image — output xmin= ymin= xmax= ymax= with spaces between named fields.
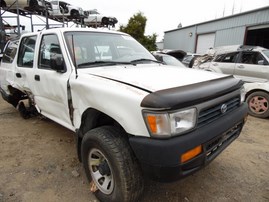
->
xmin=2 ymin=0 xmax=118 ymax=26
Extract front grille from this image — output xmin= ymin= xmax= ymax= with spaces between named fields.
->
xmin=197 ymin=96 xmax=240 ymax=127
xmin=205 ymin=122 xmax=243 ymax=160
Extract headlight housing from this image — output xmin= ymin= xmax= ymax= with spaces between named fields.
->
xmin=143 ymin=108 xmax=197 ymax=138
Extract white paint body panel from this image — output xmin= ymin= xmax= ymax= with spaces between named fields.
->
xmin=69 ymin=65 xmax=226 ymax=136
xmin=244 ymin=82 xmax=269 ymax=94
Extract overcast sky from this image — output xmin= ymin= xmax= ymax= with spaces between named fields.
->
xmin=64 ymin=0 xmax=269 ymax=41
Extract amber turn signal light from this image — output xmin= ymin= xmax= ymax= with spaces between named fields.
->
xmin=181 ymin=145 xmax=202 ymax=163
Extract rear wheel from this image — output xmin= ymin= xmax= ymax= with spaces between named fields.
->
xmin=81 ymin=126 xmax=144 ymax=202
xmin=71 ymin=10 xmax=79 ymax=18
xmin=101 ymin=17 xmax=109 ymax=25
xmin=246 ymin=91 xmax=269 ymax=118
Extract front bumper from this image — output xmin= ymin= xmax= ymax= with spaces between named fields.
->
xmin=129 ymin=103 xmax=248 ymax=182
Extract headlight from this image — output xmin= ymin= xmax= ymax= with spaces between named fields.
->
xmin=240 ymin=86 xmax=246 ymax=104
xmin=143 ymin=108 xmax=197 ymax=138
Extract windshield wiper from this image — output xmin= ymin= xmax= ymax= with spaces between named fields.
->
xmin=130 ymin=58 xmax=162 ymax=64
xmin=78 ymin=61 xmax=132 ymax=68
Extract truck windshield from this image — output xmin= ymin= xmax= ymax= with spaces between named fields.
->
xmin=64 ymin=31 xmax=157 ymax=68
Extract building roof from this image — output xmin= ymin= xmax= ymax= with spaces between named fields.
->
xmin=165 ymin=6 xmax=269 ymax=33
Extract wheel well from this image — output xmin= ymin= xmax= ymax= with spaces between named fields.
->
xmin=4 ymin=86 xmax=28 ymax=108
xmin=101 ymin=17 xmax=108 ymax=23
xmin=79 ymin=108 xmax=123 ymax=136
xmin=76 ymin=108 xmax=125 ymax=161
xmin=245 ymin=89 xmax=269 ymax=100
xmin=71 ymin=9 xmax=78 ymax=14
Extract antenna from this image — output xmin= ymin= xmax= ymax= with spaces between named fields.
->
xmin=232 ymin=0 xmax=235 ymax=15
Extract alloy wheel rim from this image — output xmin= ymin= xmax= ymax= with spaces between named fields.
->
xmin=88 ymin=148 xmax=114 ymax=194
xmin=249 ymin=96 xmax=269 ymax=114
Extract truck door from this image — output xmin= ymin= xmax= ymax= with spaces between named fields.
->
xmin=234 ymin=51 xmax=269 ymax=83
xmin=210 ymin=52 xmax=238 ymax=75
xmin=31 ymin=33 xmax=73 ymax=129
xmin=15 ymin=35 xmax=37 ymax=94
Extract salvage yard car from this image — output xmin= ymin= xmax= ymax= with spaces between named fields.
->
xmin=45 ymin=0 xmax=84 ymax=19
xmin=0 ymin=28 xmax=248 ymax=202
xmin=84 ymin=9 xmax=118 ymax=27
xmin=2 ymin=0 xmax=84 ymax=19
xmin=193 ymin=45 xmax=269 ymax=118
xmin=182 ymin=53 xmax=201 ymax=68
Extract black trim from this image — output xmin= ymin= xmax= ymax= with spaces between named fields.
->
xmin=67 ymin=79 xmax=74 ymax=125
xmin=141 ymin=76 xmax=244 ymax=109
xmin=129 ymin=103 xmax=248 ymax=181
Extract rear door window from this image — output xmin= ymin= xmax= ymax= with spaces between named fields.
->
xmin=222 ymin=52 xmax=239 ymax=63
xmin=239 ymin=51 xmax=267 ymax=65
xmin=2 ymin=39 xmax=19 ymax=63
xmin=17 ymin=36 xmax=37 ymax=68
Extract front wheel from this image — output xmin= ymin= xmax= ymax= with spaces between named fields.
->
xmin=81 ymin=126 xmax=144 ymax=202
xmin=246 ymin=91 xmax=269 ymax=118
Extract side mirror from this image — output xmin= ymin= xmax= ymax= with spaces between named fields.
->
xmin=50 ymin=56 xmax=66 ymax=73
xmin=257 ymin=60 xmax=264 ymax=65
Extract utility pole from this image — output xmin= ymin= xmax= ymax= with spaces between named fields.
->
xmin=15 ymin=0 xmax=20 ymax=35
xmin=0 ymin=5 xmax=6 ymax=57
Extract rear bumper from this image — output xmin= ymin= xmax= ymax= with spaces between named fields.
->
xmin=129 ymin=103 xmax=248 ymax=182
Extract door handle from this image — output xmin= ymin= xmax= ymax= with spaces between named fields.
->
xmin=15 ymin=73 xmax=22 ymax=78
xmin=212 ymin=63 xmax=218 ymax=66
xmin=35 ymin=75 xmax=40 ymax=81
xmin=237 ymin=65 xmax=245 ymax=69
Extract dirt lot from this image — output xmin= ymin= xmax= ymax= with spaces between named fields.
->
xmin=0 ymin=97 xmax=268 ymax=202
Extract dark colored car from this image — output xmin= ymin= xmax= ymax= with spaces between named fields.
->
xmin=182 ymin=54 xmax=201 ymax=68
xmin=160 ymin=49 xmax=186 ymax=61
xmin=152 ymin=52 xmax=186 ymax=67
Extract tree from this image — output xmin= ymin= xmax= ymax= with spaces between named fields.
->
xmin=119 ymin=12 xmax=157 ymax=51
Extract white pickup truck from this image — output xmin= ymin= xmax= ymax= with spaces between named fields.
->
xmin=0 ymin=28 xmax=248 ymax=202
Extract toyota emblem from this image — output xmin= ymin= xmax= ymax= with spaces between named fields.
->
xmin=221 ymin=104 xmax=228 ymax=114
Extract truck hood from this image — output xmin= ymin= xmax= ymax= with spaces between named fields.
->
xmin=81 ymin=64 xmax=227 ymax=92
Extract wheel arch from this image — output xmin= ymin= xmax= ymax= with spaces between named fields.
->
xmin=76 ymin=107 xmax=126 ymax=161
xmin=79 ymin=107 xmax=125 ymax=137
xmin=70 ymin=9 xmax=79 ymax=17
xmin=1 ymin=85 xmax=28 ymax=108
xmin=101 ymin=17 xmax=109 ymax=24
xmin=245 ymin=88 xmax=269 ymax=100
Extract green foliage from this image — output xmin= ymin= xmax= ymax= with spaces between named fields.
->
xmin=119 ymin=12 xmax=157 ymax=51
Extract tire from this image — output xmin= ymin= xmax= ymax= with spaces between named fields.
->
xmin=81 ymin=126 xmax=144 ymax=202
xmin=101 ymin=17 xmax=109 ymax=25
xmin=71 ymin=10 xmax=79 ymax=19
xmin=246 ymin=91 xmax=269 ymax=118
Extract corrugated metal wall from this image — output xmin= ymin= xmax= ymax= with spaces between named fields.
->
xmin=164 ymin=27 xmax=197 ymax=52
xmin=163 ymin=6 xmax=269 ymax=53
xmin=215 ymin=27 xmax=245 ymax=46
